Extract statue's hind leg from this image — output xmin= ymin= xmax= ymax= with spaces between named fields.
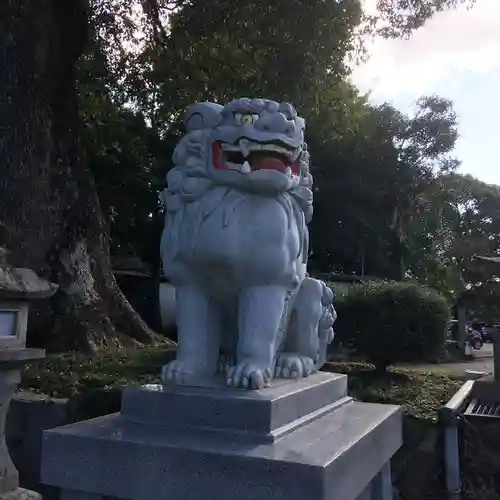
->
xmin=161 ymin=285 xmax=221 ymax=385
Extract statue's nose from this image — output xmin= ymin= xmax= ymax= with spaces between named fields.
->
xmin=254 ymin=112 xmax=296 ymax=135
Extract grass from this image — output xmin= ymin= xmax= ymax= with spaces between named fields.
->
xmin=21 ymin=346 xmax=176 ymax=398
xmin=323 ymin=361 xmax=463 ymax=421
xmin=22 ymin=349 xmax=462 ymax=422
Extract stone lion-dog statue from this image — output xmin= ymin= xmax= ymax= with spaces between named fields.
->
xmin=160 ymin=98 xmax=336 ymax=390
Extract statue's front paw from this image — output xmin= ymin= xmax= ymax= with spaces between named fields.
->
xmin=275 ymin=353 xmax=316 ymax=379
xmin=226 ymin=363 xmax=273 ymax=390
xmin=161 ymin=360 xmax=195 ymax=385
xmin=217 ymin=353 xmax=236 ymax=374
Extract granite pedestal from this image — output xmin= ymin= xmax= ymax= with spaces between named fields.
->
xmin=41 ymin=372 xmax=402 ymax=500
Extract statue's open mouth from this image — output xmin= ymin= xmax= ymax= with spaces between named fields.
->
xmin=212 ymin=138 xmax=301 ymax=177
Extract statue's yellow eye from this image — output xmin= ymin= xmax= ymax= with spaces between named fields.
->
xmin=234 ymin=113 xmax=259 ymax=125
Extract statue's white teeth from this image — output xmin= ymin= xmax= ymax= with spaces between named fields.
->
xmin=291 ymin=147 xmax=302 ymax=161
xmin=239 ymin=139 xmax=251 ymax=157
xmin=241 ymin=161 xmax=251 ymax=174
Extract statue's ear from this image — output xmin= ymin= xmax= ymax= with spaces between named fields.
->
xmin=184 ymin=102 xmax=223 ymax=132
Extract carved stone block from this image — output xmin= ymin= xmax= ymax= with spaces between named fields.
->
xmin=42 ymin=373 xmax=402 ymax=500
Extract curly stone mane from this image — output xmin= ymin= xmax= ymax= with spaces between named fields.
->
xmin=161 ymin=128 xmax=314 ymax=274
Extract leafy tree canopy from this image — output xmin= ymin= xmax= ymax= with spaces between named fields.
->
xmin=79 ymin=0 xmax=483 ymax=304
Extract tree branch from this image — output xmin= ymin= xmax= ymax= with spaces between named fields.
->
xmin=140 ymin=0 xmax=168 ymax=43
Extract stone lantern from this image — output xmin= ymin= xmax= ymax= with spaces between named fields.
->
xmin=0 ymin=245 xmax=57 ymax=500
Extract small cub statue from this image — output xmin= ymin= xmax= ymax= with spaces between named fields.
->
xmin=160 ymin=98 xmax=336 ymax=390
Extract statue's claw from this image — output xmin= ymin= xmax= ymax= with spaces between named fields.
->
xmin=226 ymin=363 xmax=272 ymax=390
xmin=217 ymin=353 xmax=236 ymax=374
xmin=274 ymin=353 xmax=316 ymax=379
xmin=161 ymin=360 xmax=195 ymax=385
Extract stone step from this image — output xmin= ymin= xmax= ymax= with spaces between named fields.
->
xmin=120 ymin=372 xmax=348 ymax=442
xmin=42 ymin=399 xmax=402 ymax=500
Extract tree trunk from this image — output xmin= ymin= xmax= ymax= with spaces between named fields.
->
xmin=0 ymin=0 xmax=169 ymax=352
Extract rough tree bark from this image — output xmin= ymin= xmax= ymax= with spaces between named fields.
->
xmin=0 ymin=0 xmax=168 ymax=352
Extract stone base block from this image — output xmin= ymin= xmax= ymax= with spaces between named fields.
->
xmin=41 ymin=373 xmax=402 ymax=500
xmin=121 ymin=371 xmax=349 ymax=442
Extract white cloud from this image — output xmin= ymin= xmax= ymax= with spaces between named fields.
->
xmin=351 ymin=0 xmax=500 ymax=101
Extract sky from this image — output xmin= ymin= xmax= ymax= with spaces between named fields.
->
xmin=351 ymin=0 xmax=500 ymax=186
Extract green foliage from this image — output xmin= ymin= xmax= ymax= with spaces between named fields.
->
xmin=22 ymin=347 xmax=175 ymax=398
xmin=324 ymin=361 xmax=462 ymax=421
xmin=462 ymin=282 xmax=500 ymax=324
xmin=308 ymin=96 xmax=460 ymax=280
xmin=23 ymin=348 xmax=460 ymax=422
xmin=333 ymin=281 xmax=450 ymax=370
xmin=370 ymin=0 xmax=476 ymax=38
xmin=438 ymin=174 xmax=500 ymax=287
xmin=75 ymin=0 xmax=488 ymax=309
xmin=160 ymin=0 xmax=362 ymax=113
xmin=404 ymin=172 xmax=500 ymax=311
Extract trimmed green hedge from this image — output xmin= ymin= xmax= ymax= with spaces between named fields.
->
xmin=332 ymin=281 xmax=450 ymax=370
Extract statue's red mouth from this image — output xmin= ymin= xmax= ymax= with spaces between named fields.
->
xmin=212 ymin=140 xmax=301 ymax=176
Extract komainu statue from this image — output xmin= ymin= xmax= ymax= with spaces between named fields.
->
xmin=160 ymin=98 xmax=336 ymax=390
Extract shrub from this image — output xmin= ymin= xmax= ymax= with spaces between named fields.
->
xmin=22 ymin=346 xmax=175 ymax=398
xmin=331 ymin=281 xmax=450 ymax=371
